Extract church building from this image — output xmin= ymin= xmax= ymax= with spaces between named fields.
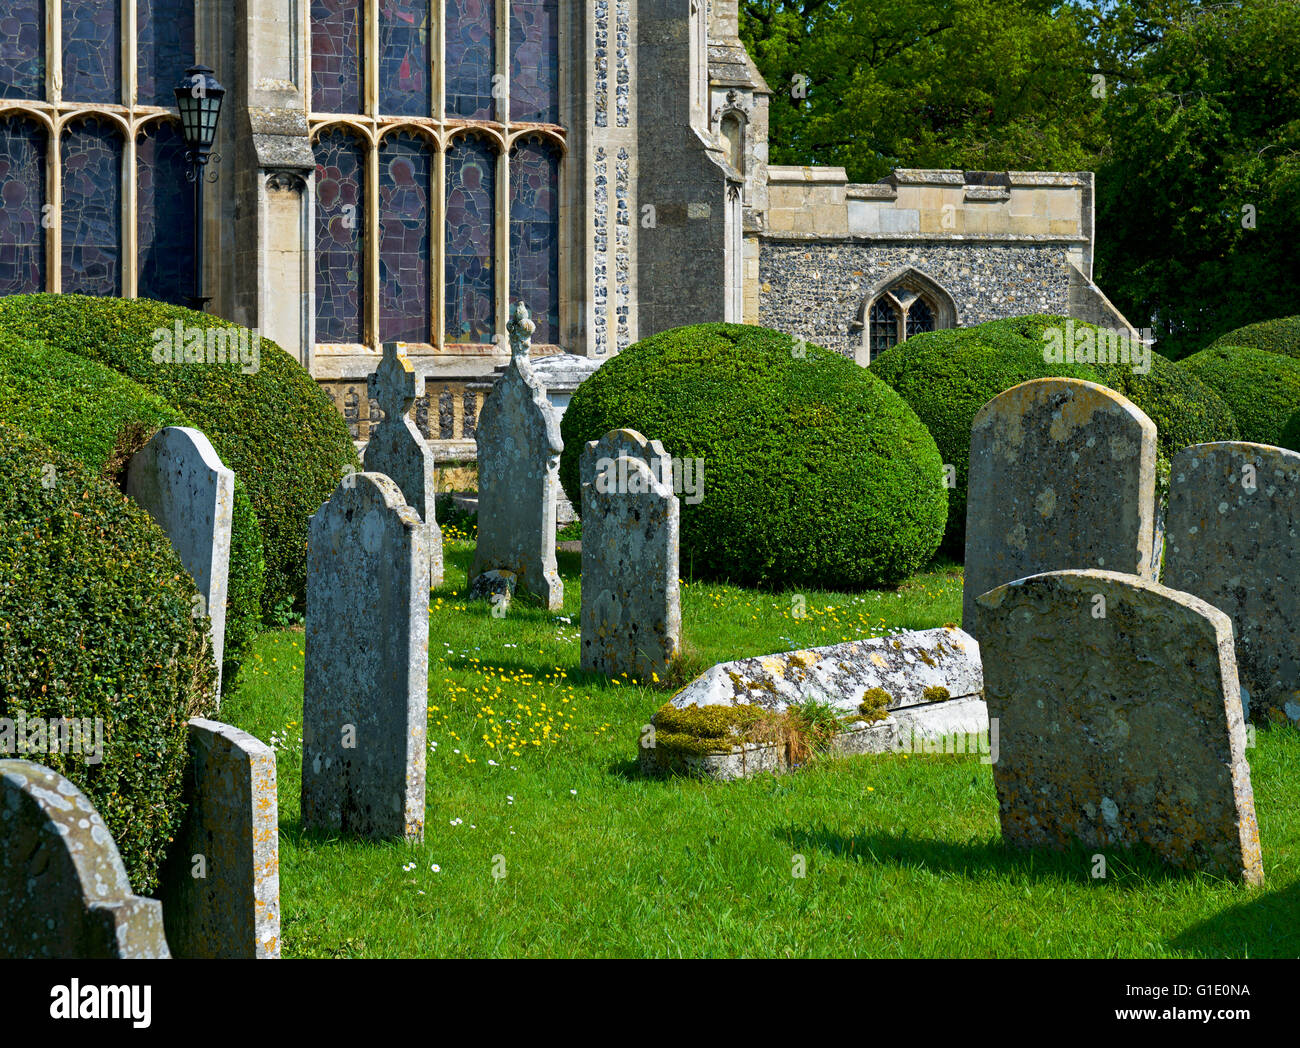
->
xmin=0 ymin=0 xmax=1132 ymax=462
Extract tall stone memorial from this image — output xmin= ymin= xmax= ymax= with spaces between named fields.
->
xmin=963 ymin=378 xmax=1158 ymax=634
xmin=363 ymin=341 xmax=444 ymax=588
xmin=975 ymin=570 xmax=1264 ymax=884
xmin=580 ymin=429 xmax=681 ymax=679
xmin=0 ymin=761 xmax=172 ymax=958
xmin=302 ymin=473 xmax=429 ymax=841
xmin=126 ymin=426 xmax=234 ymax=694
xmin=1165 ymin=441 xmax=1300 ymax=723
xmin=470 ymin=303 xmax=564 ymax=610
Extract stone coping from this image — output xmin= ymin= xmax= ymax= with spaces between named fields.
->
xmin=760 ymin=232 xmax=1091 ymax=245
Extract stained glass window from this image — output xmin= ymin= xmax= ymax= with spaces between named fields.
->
xmin=137 ymin=121 xmax=195 ymax=305
xmin=312 ymin=0 xmax=363 ymax=115
xmin=0 ymin=2 xmax=44 ymax=100
xmin=63 ymin=0 xmax=121 ymax=105
xmin=510 ymin=0 xmax=559 ymax=124
xmin=509 ymin=137 xmax=559 ymax=344
xmin=869 ymin=300 xmax=898 ymax=358
xmin=446 ymin=0 xmax=495 ymax=120
xmin=0 ymin=117 xmax=46 ymax=294
xmin=378 ymin=131 xmax=431 ymax=342
xmin=445 ymin=134 xmax=495 ymax=344
xmin=315 ymin=128 xmax=365 ymax=342
xmin=61 ymin=117 xmax=122 ymax=295
xmin=138 ymin=0 xmax=196 ymax=108
xmin=379 ymin=0 xmax=430 ymax=118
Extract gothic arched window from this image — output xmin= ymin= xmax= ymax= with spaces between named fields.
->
xmin=865 ymin=280 xmax=942 ymax=360
xmin=310 ymin=0 xmax=565 ymax=351
xmin=0 ymin=1 xmax=196 ymax=301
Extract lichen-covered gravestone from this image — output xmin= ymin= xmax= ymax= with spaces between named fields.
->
xmin=159 ymin=719 xmax=280 ymax=959
xmin=125 ymin=425 xmax=233 ymax=695
xmin=1164 ymin=442 xmax=1300 ymax=724
xmin=363 ymin=341 xmax=444 ymax=588
xmin=470 ymin=303 xmax=563 ymax=610
xmin=0 ymin=760 xmax=171 ymax=958
xmin=975 ymin=570 xmax=1263 ymax=884
xmin=302 ymin=473 xmax=429 ymax=841
xmin=963 ymin=378 xmax=1158 ymax=634
xmin=580 ymin=429 xmax=681 ymax=678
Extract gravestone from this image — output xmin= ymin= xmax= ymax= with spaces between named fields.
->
xmin=963 ymin=378 xmax=1158 ymax=634
xmin=302 ymin=473 xmax=429 ymax=842
xmin=126 ymin=425 xmax=233 ymax=695
xmin=975 ymin=570 xmax=1263 ymax=884
xmin=159 ymin=719 xmax=280 ymax=959
xmin=1165 ymin=441 xmax=1300 ymax=724
xmin=469 ymin=303 xmax=564 ymax=610
xmin=363 ymin=341 xmax=444 ymax=588
xmin=580 ymin=429 xmax=681 ymax=678
xmin=0 ymin=760 xmax=171 ymax=958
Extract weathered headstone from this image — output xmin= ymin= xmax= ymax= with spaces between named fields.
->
xmin=580 ymin=429 xmax=681 ymax=679
xmin=963 ymin=378 xmax=1158 ymax=633
xmin=302 ymin=473 xmax=429 ymax=841
xmin=364 ymin=341 xmax=444 ymax=588
xmin=469 ymin=303 xmax=564 ymax=610
xmin=1165 ymin=441 xmax=1300 ymax=724
xmin=975 ymin=569 xmax=1263 ymax=884
xmin=0 ymin=760 xmax=171 ymax=958
xmin=159 ymin=719 xmax=280 ymax=959
xmin=126 ymin=425 xmax=233 ymax=694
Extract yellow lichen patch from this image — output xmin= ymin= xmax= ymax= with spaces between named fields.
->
xmin=870 ymin=653 xmax=887 ymax=667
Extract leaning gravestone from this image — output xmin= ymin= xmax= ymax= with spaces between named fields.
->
xmin=1165 ymin=441 xmax=1300 ymax=724
xmin=469 ymin=303 xmax=563 ymax=610
xmin=963 ymin=378 xmax=1158 ymax=634
xmin=0 ymin=760 xmax=172 ymax=958
xmin=159 ymin=719 xmax=280 ymax=959
xmin=580 ymin=429 xmax=681 ymax=679
xmin=126 ymin=425 xmax=233 ymax=695
xmin=364 ymin=341 xmax=444 ymax=588
xmin=975 ymin=570 xmax=1263 ymax=884
xmin=302 ymin=473 xmax=429 ymax=841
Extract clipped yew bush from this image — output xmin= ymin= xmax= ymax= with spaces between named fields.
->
xmin=560 ymin=323 xmax=946 ymax=589
xmin=1282 ymin=409 xmax=1300 ymax=453
xmin=1182 ymin=344 xmax=1300 ymax=447
xmin=0 ymin=294 xmax=359 ymax=618
xmin=0 ymin=422 xmax=217 ymax=893
xmin=1207 ymin=316 xmax=1300 ymax=360
xmin=0 ymin=332 xmax=264 ymax=687
xmin=872 ymin=314 xmax=1241 ymax=551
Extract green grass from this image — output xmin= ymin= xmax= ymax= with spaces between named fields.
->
xmin=220 ymin=542 xmax=1300 ymax=958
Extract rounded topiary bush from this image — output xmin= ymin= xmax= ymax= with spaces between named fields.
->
xmin=1282 ymin=409 xmax=1300 ymax=453
xmin=1208 ymin=316 xmax=1300 ymax=360
xmin=1182 ymin=345 xmax=1300 ymax=446
xmin=0 ymin=332 xmax=265 ymax=687
xmin=0 ymin=422 xmax=217 ymax=894
xmin=869 ymin=315 xmax=1103 ymax=551
xmin=0 ymin=294 xmax=360 ymax=618
xmin=559 ymin=323 xmax=946 ymax=589
xmin=872 ymin=315 xmax=1245 ymax=551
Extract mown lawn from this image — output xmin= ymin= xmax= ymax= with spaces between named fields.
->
xmin=221 ymin=541 xmax=1300 ymax=958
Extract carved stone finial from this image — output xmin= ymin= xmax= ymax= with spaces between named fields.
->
xmin=507 ymin=302 xmax=535 ymax=361
xmin=369 ymin=342 xmax=422 ymax=422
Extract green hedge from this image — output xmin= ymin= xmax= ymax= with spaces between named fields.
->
xmin=869 ymin=316 xmax=1103 ymax=550
xmin=0 ymin=422 xmax=217 ymax=894
xmin=1207 ymin=316 xmax=1300 ymax=360
xmin=0 ymin=295 xmax=359 ymax=618
xmin=1282 ymin=409 xmax=1300 ymax=453
xmin=0 ymin=332 xmax=264 ymax=687
xmin=1182 ymin=344 xmax=1300 ymax=447
xmin=871 ymin=315 xmax=1242 ymax=551
xmin=560 ymin=323 xmax=946 ymax=589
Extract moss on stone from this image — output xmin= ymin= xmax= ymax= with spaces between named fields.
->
xmin=922 ymin=685 xmax=952 ymax=703
xmin=858 ymin=687 xmax=892 ymax=723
